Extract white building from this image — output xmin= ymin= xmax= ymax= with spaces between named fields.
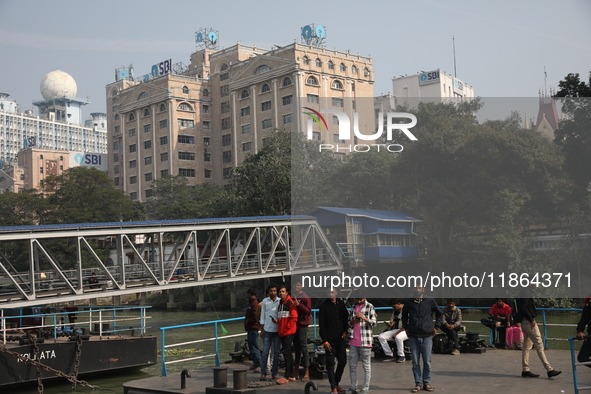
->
xmin=0 ymin=70 xmax=108 ymax=169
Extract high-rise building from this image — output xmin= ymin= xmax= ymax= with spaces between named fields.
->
xmin=0 ymin=70 xmax=108 ymax=192
xmin=106 ymin=41 xmax=375 ymax=202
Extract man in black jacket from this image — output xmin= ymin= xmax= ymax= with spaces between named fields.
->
xmin=402 ymin=286 xmax=443 ymax=393
xmin=319 ymin=288 xmax=349 ymax=394
xmin=518 ymin=284 xmax=561 ymax=378
xmin=576 ymin=299 xmax=591 ymax=367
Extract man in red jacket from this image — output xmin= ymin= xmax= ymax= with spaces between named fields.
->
xmin=278 ymin=285 xmax=298 ymax=382
xmin=293 ymin=281 xmax=312 ymax=381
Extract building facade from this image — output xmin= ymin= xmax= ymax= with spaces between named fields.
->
xmin=106 ymin=42 xmax=375 ymax=202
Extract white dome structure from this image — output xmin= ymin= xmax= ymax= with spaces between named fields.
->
xmin=40 ymin=70 xmax=77 ymax=100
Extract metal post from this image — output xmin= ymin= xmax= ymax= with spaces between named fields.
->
xmin=2 ymin=309 xmax=5 ymax=345
xmin=542 ymin=310 xmax=548 ymax=349
xmin=214 ymin=322 xmax=220 ymax=366
xmin=569 ymin=337 xmax=579 ymax=394
xmin=113 ymin=308 xmax=117 ymax=334
xmin=99 ymin=310 xmax=103 ymax=338
xmin=140 ymin=307 xmax=145 ymax=335
xmin=161 ymin=328 xmax=167 ymax=376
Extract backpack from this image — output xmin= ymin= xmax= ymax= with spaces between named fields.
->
xmin=432 ymin=333 xmax=449 ymax=354
xmin=505 ymin=325 xmax=524 ymax=350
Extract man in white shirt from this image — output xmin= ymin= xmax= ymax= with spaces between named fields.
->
xmin=259 ymin=284 xmax=280 ymax=380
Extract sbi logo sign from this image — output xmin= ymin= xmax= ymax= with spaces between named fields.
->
xmin=74 ymin=154 xmax=84 ymax=164
xmin=75 ymin=153 xmax=102 ymax=166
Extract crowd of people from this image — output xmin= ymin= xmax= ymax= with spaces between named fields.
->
xmin=243 ymin=283 xmax=590 ymax=393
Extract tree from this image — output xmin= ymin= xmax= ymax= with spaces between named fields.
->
xmin=145 ymin=175 xmax=231 ymax=220
xmin=0 ymin=190 xmax=48 ymax=226
xmin=42 ymin=167 xmax=140 ymax=224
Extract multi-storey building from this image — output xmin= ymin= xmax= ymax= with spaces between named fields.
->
xmin=0 ymin=70 xmax=108 ymax=192
xmin=106 ymin=42 xmax=375 ymax=202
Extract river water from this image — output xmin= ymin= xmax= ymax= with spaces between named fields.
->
xmin=6 ymin=308 xmax=583 ymax=394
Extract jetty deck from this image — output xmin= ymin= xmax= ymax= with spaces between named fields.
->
xmin=124 ymin=348 xmax=589 ymax=394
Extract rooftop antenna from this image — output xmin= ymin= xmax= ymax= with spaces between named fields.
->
xmin=544 ymin=66 xmax=547 ymax=96
xmin=453 ymin=36 xmax=457 ymax=78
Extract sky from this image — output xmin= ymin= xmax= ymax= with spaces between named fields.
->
xmin=0 ymin=0 xmax=590 ymax=119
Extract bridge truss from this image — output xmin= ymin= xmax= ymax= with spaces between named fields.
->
xmin=0 ymin=216 xmax=341 ymax=308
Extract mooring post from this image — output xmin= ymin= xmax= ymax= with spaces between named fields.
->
xmin=233 ymin=368 xmax=248 ymax=390
xmin=213 ymin=366 xmax=228 ymax=388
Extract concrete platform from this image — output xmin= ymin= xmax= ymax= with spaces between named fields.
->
xmin=124 ymin=348 xmax=589 ymax=394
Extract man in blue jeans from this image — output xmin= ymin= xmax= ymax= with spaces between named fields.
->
xmin=259 ymin=284 xmax=280 ymax=380
xmin=245 ymin=288 xmax=262 ymax=372
xmin=402 ymin=286 xmax=443 ymax=393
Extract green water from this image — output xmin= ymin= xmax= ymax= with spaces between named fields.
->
xmin=5 ymin=309 xmax=586 ymax=394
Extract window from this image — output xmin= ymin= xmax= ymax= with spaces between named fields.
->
xmin=262 ymin=119 xmax=272 ymax=129
xmin=333 ymin=134 xmax=345 ymax=143
xmin=130 ymin=176 xmax=137 ymax=184
xmin=254 ymin=65 xmax=271 ymax=75
xmin=178 ymin=151 xmax=195 ymax=160
xmin=114 ymin=153 xmax=119 ymax=162
xmin=160 ymin=136 xmax=168 ymax=145
xmin=114 ymin=125 xmax=121 ymax=134
xmin=128 ymin=128 xmax=136 ymax=137
xmin=202 ymin=89 xmax=209 ymax=97
xmin=223 ymin=167 xmax=232 ymax=180
xmin=146 ymin=189 xmax=154 ymax=198
xmin=332 ymin=98 xmax=344 ymax=107
xmin=114 ymin=165 xmax=119 ymax=174
xmin=333 ymin=115 xmax=339 ymax=125
xmin=220 ymin=85 xmax=229 ymax=97
xmin=129 ymin=113 xmax=135 ymax=121
xmin=60 ymin=156 xmax=63 ymax=161
xmin=306 ymin=76 xmax=318 ymax=85
xmin=113 ymin=141 xmax=119 ymax=150
xmin=221 ymin=101 xmax=230 ymax=114
xmin=261 ymin=101 xmax=272 ymax=111
xmin=220 ymin=63 xmax=229 ymax=71
xmin=241 ymin=89 xmax=250 ymax=99
xmin=144 ymin=140 xmax=152 ymax=149
xmin=331 ymin=80 xmax=343 ymax=89
xmin=129 ymin=160 xmax=137 ymax=168
xmin=204 ymin=137 xmax=210 ymax=146
xmin=161 ymin=169 xmax=168 ymax=177
xmin=241 ymin=106 xmax=250 ymax=116
xmin=203 ymin=121 xmax=210 ymax=129
xmin=222 ymin=150 xmax=232 ymax=163
xmin=160 ymin=152 xmax=168 ymax=161
xmin=129 ymin=144 xmax=137 ymax=153
xmin=143 ymin=124 xmax=152 ymax=133
xmin=221 ymin=118 xmax=231 ymax=130
xmin=179 ymin=168 xmax=196 ymax=177
xmin=145 ymin=156 xmax=152 ymax=165
xmin=302 ymin=56 xmax=310 ymax=65
xmin=159 ymin=103 xmax=167 ymax=112
xmin=40 ymin=167 xmax=43 ymax=174
xmin=282 ymin=95 xmax=293 ymax=106
xmin=178 ymin=103 xmax=193 ymax=111
xmin=242 ymin=124 xmax=251 ymax=134
xmin=145 ymin=173 xmax=153 ymax=182
xmin=282 ymin=77 xmax=292 ymax=87
xmin=340 ymin=63 xmax=346 ymax=72
xmin=182 ymin=85 xmax=189 ymax=94
xmin=328 ymin=60 xmax=335 ymax=70
xmin=352 ymin=100 xmax=356 ymax=110
xmin=312 ymin=131 xmax=321 ymax=141
xmin=129 ymin=192 xmax=138 ymax=200
xmin=220 ymin=72 xmax=229 ymax=81
xmin=352 ymin=65 xmax=358 ymax=74
xmin=315 ymin=58 xmax=322 ymax=67
xmin=178 ymin=118 xmax=194 ymax=127
xmin=307 ymin=94 xmax=319 ymax=104
xmin=204 ymin=169 xmax=212 ymax=179
xmin=242 ymin=142 xmax=252 ymax=151
xmin=202 ymin=104 xmax=209 ymax=113
xmin=114 ymin=177 xmax=119 ymax=186
xmin=115 ymin=114 xmax=120 ymax=120
xmin=159 ymin=119 xmax=167 ymax=129
xmin=143 ymin=108 xmax=150 ymax=117
xmin=178 ymin=135 xmax=195 ymax=144
xmin=222 ymin=134 xmax=232 ymax=146
xmin=283 ymin=113 xmax=292 ymax=124
xmin=138 ymin=92 xmax=149 ymax=100
xmin=262 ymin=137 xmax=270 ymax=147
xmin=261 ymin=83 xmax=271 ymax=93
xmin=204 ymin=152 xmax=211 ymax=162
xmin=364 ymin=67 xmax=370 ymax=77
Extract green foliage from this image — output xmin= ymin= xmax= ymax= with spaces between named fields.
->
xmin=43 ymin=167 xmax=140 ymax=224
xmin=0 ymin=189 xmax=48 ymax=226
xmin=145 ymin=175 xmax=230 ymax=220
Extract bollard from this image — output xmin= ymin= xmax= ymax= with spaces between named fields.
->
xmin=213 ymin=366 xmax=228 ymax=388
xmin=233 ymin=368 xmax=248 ymax=390
xmin=181 ymin=369 xmax=191 ymax=389
xmin=305 ymin=381 xmax=318 ymax=394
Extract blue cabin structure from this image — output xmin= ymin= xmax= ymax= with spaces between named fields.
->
xmin=310 ymin=207 xmax=422 ymax=263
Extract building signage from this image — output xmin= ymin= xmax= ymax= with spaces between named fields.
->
xmin=418 ymin=69 xmax=440 ymax=86
xmin=453 ymin=78 xmax=464 ymax=95
xmin=70 ymin=152 xmax=108 ymax=171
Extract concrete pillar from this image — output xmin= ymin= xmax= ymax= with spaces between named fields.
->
xmin=166 ymin=290 xmax=177 ymax=309
xmin=139 ymin=292 xmax=147 ymax=306
xmin=113 ymin=295 xmax=121 ymax=306
xmin=230 ymin=282 xmax=237 ymax=309
xmin=195 ymin=286 xmax=207 ymax=310
xmin=90 ymin=298 xmax=97 ymax=306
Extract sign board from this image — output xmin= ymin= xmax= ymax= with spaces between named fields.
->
xmin=70 ymin=152 xmax=108 ymax=171
xmin=418 ymin=69 xmax=440 ymax=86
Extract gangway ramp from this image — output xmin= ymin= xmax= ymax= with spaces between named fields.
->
xmin=0 ymin=215 xmax=341 ymax=308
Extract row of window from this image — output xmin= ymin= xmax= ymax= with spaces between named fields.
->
xmin=301 ymin=57 xmax=370 ymax=76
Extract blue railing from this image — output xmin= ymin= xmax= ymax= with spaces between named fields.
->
xmin=568 ymin=336 xmax=591 ymax=394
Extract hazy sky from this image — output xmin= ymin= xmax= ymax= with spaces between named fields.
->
xmin=1 ymin=0 xmax=590 ymax=118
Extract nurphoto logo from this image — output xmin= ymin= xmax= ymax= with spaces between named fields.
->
xmin=303 ymin=107 xmax=417 ymax=153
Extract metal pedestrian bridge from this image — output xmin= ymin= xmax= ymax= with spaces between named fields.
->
xmin=0 ymin=215 xmax=342 ymax=308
